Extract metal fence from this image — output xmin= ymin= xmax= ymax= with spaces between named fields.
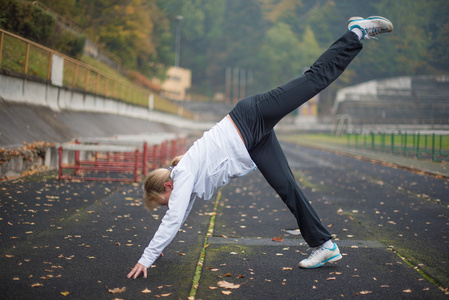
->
xmin=0 ymin=29 xmax=196 ymax=119
xmin=346 ymin=130 xmax=449 ymax=162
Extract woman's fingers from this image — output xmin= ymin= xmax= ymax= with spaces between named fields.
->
xmin=127 ymin=263 xmax=147 ymax=279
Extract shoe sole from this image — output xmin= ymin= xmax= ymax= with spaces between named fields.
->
xmin=299 ymin=253 xmax=342 ymax=269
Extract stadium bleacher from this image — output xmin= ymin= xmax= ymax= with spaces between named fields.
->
xmin=333 ymin=75 xmax=449 ymax=126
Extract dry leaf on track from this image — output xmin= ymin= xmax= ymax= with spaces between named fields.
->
xmin=108 ymin=287 xmax=126 ymax=294
xmin=217 ymin=280 xmax=241 ymax=289
xmin=359 ymin=291 xmax=372 ymax=295
xmin=31 ymin=283 xmax=43 ymax=287
xmin=272 ymin=236 xmax=283 ymax=242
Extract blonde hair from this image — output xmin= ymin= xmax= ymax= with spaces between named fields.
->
xmin=143 ymin=155 xmax=183 ymax=211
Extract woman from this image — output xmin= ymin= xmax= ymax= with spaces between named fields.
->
xmin=128 ymin=16 xmax=393 ymax=279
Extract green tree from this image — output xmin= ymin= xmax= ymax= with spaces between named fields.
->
xmin=0 ymin=0 xmax=55 ymax=42
xmin=299 ymin=26 xmax=323 ymax=68
xmin=214 ymin=0 xmax=266 ymax=93
xmin=257 ymin=22 xmax=302 ymax=88
xmin=427 ymin=0 xmax=449 ymax=71
xmin=17 ymin=0 xmax=449 ymax=101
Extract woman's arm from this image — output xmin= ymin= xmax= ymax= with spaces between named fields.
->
xmin=127 ymin=197 xmax=195 ymax=279
xmin=128 ymin=171 xmax=195 ymax=278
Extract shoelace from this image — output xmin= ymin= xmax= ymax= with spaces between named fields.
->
xmin=362 ymin=27 xmax=381 ymax=40
xmin=305 ymin=246 xmax=325 ymax=259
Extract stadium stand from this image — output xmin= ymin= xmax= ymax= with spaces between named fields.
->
xmin=332 ymin=75 xmax=449 ymax=126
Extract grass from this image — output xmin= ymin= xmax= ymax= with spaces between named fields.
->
xmin=346 ymin=133 xmax=449 ymax=151
xmin=0 ymin=31 xmax=197 ymax=119
xmin=281 ymin=133 xmax=449 ymax=150
xmin=280 ymin=132 xmax=449 ymax=162
xmin=1 ymin=33 xmax=147 ymax=103
xmin=80 ymin=54 xmax=125 ymax=81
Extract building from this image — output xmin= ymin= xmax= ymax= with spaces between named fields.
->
xmin=157 ymin=66 xmax=191 ymax=101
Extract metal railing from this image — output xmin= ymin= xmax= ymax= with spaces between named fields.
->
xmin=346 ymin=130 xmax=449 ymax=162
xmin=0 ymin=29 xmax=196 ymax=119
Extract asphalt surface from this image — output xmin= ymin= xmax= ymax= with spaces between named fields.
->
xmin=0 ymin=101 xmax=189 ymax=148
xmin=1 ymin=138 xmax=449 ymax=299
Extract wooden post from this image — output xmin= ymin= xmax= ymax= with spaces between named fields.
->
xmin=0 ymin=31 xmax=3 ymax=67
xmin=47 ymin=52 xmax=53 ymax=81
xmin=134 ymin=149 xmax=139 ymax=182
xmin=58 ymin=146 xmax=63 ymax=180
xmin=24 ymin=43 xmax=30 ymax=74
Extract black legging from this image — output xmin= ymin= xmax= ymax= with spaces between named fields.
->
xmin=229 ymin=30 xmax=363 ymax=247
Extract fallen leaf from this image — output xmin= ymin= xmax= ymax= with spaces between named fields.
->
xmin=31 ymin=283 xmax=43 ymax=287
xmin=161 ymin=293 xmax=172 ymax=297
xmin=209 ymin=286 xmax=218 ymax=290
xmin=5 ymin=255 xmax=15 ymax=258
xmin=282 ymin=267 xmax=292 ymax=270
xmin=224 ymin=273 xmax=232 ymax=277
xmin=359 ymin=291 xmax=372 ymax=295
xmin=61 ymin=291 xmax=69 ymax=296
xmin=327 ymin=277 xmax=336 ymax=281
xmin=217 ymin=280 xmax=240 ymax=289
xmin=108 ymin=287 xmax=126 ymax=294
xmin=222 ymin=290 xmax=232 ymax=295
xmin=272 ymin=236 xmax=283 ymax=242
xmin=403 ymin=289 xmax=412 ymax=293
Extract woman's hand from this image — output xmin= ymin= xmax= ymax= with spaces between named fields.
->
xmin=127 ymin=262 xmax=148 ymax=279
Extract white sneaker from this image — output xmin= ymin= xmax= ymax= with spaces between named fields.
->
xmin=348 ymin=16 xmax=394 ymax=39
xmin=298 ymin=242 xmax=342 ymax=268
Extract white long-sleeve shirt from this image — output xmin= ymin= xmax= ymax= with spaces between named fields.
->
xmin=138 ymin=117 xmax=256 ymax=268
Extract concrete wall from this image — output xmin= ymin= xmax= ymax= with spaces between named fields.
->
xmin=0 ymin=73 xmax=213 ymax=131
xmin=0 ymin=73 xmax=214 ymax=180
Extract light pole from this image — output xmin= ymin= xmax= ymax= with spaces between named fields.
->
xmin=175 ymin=15 xmax=183 ymax=67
